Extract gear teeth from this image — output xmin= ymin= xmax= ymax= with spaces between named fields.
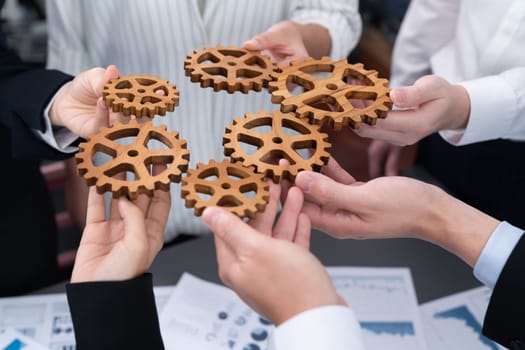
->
xmin=75 ymin=120 xmax=189 ymax=199
xmin=184 ymin=46 xmax=275 ymax=94
xmin=103 ymin=74 xmax=180 ymax=118
xmin=222 ymin=109 xmax=331 ymax=183
xmin=269 ymin=57 xmax=393 ymax=130
xmin=181 ymin=159 xmax=269 ymax=219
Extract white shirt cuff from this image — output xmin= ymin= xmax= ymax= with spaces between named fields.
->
xmin=474 ymin=221 xmax=524 ymax=289
xmin=439 ymin=76 xmax=518 ymax=146
xmin=268 ymin=305 xmax=365 ymax=350
xmin=33 ymin=85 xmax=79 ymax=153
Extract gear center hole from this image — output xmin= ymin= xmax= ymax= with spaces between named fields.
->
xmin=128 ymin=150 xmax=139 ymax=157
xmin=138 ymin=88 xmax=146 ymax=93
xmin=272 ymin=137 xmax=283 ymax=144
xmin=326 ymin=83 xmax=338 ymax=91
xmin=227 ymin=61 xmax=237 ymax=66
xmin=221 ymin=183 xmax=232 ymax=190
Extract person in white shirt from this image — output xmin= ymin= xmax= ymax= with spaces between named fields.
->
xmin=361 ymin=0 xmax=525 ymax=229
xmin=45 ymin=0 xmax=362 ymax=242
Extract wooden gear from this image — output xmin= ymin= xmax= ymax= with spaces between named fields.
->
xmin=103 ymin=74 xmax=180 ymax=117
xmin=75 ymin=120 xmax=190 ymax=199
xmin=269 ymin=57 xmax=393 ymax=130
xmin=184 ymin=46 xmax=276 ymax=93
xmin=181 ymin=159 xmax=269 ymax=218
xmin=223 ymin=110 xmax=331 ymax=183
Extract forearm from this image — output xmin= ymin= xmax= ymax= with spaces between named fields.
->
xmin=422 ymin=187 xmax=500 ymax=267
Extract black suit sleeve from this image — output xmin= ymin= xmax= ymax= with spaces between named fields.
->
xmin=66 ymin=274 xmax=165 ymax=350
xmin=483 ymin=234 xmax=525 ymax=350
xmin=0 ymin=30 xmax=74 ymax=160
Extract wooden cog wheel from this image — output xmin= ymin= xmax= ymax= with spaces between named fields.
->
xmin=76 ymin=120 xmax=190 ymax=199
xmin=223 ymin=109 xmax=331 ymax=183
xmin=184 ymin=46 xmax=276 ymax=93
xmin=103 ymin=74 xmax=180 ymax=117
xmin=269 ymin=57 xmax=393 ymax=130
xmin=181 ymin=159 xmax=269 ymax=219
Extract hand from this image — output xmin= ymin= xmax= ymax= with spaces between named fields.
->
xmin=49 ymin=65 xmax=119 ymax=138
xmin=71 ymin=181 xmax=170 ymax=283
xmin=203 ymin=182 xmax=341 ymax=325
xmin=367 ymin=140 xmax=403 ymax=178
xmin=354 ymin=75 xmax=471 ymax=146
xmin=295 ymin=167 xmax=500 ymax=267
xmin=243 ymin=20 xmax=310 ymax=66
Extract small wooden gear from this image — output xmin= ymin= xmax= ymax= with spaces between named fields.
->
xmin=223 ymin=109 xmax=331 ymax=183
xmin=269 ymin=57 xmax=393 ymax=130
xmin=184 ymin=46 xmax=276 ymax=93
xmin=103 ymin=74 xmax=180 ymax=117
xmin=181 ymin=159 xmax=269 ymax=218
xmin=76 ymin=119 xmax=190 ymax=199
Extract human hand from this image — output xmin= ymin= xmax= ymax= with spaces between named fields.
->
xmin=49 ymin=65 xmax=119 ymax=138
xmin=203 ymin=182 xmax=341 ymax=325
xmin=71 ymin=177 xmax=170 ymax=283
xmin=367 ymin=140 xmax=404 ymax=178
xmin=296 ymin=168 xmax=499 ymax=267
xmin=244 ymin=20 xmax=310 ymax=66
xmin=354 ymin=75 xmax=471 ymax=146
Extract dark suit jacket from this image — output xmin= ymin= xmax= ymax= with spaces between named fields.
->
xmin=0 ymin=0 xmax=75 ymax=295
xmin=484 ymin=234 xmax=525 ymax=350
xmin=66 ymin=274 xmax=165 ymax=350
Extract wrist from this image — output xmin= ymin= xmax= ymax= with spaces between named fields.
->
xmin=450 ymin=84 xmax=471 ymax=130
xmin=428 ymin=188 xmax=499 ymax=267
xmin=48 ymin=82 xmax=71 ymax=127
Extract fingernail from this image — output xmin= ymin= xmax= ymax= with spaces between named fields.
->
xmin=391 ymin=88 xmax=405 ymax=105
xmin=244 ymin=39 xmax=259 ymax=48
xmin=296 ymin=172 xmax=312 ymax=193
xmin=203 ymin=207 xmax=221 ymax=226
xmin=97 ymin=98 xmax=107 ymax=110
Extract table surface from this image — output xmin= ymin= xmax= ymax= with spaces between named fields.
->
xmin=35 ymin=230 xmax=480 ymax=304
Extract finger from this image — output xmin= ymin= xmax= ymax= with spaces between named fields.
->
xmin=109 ymin=197 xmax=121 ymax=221
xmin=213 ymin=234 xmax=236 ymax=287
xmin=278 ymin=159 xmax=292 ymax=204
xmin=203 ymin=207 xmax=260 ymax=255
xmin=134 ymin=193 xmax=152 ymax=219
xmin=145 ymin=188 xmax=171 ymax=243
xmin=295 ymin=171 xmax=364 ymax=210
xmin=385 ymin=146 xmax=402 ymax=176
xmin=321 ymin=157 xmax=356 ymax=185
xmin=96 ymin=64 xmax=120 ymax=96
xmin=250 ymin=181 xmax=280 ymax=235
xmin=293 ymin=213 xmax=311 ymax=250
xmin=118 ymin=197 xmax=147 ymax=242
xmin=85 ymin=186 xmax=106 ymax=224
xmin=390 ymin=78 xmax=442 ymax=109
xmin=354 ymin=123 xmax=408 ymax=146
xmin=273 ymin=186 xmax=303 ymax=241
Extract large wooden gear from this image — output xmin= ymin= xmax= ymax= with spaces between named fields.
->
xmin=223 ymin=110 xmax=331 ymax=183
xmin=103 ymin=74 xmax=180 ymax=117
xmin=76 ymin=120 xmax=190 ymax=199
xmin=181 ymin=159 xmax=269 ymax=218
xmin=184 ymin=46 xmax=276 ymax=93
xmin=269 ymin=57 xmax=393 ymax=130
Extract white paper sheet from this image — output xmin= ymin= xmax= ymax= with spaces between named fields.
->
xmin=160 ymin=268 xmax=427 ymax=350
xmin=0 ymin=328 xmax=48 ymax=350
xmin=420 ymin=286 xmax=506 ymax=350
xmin=0 ymin=286 xmax=174 ymax=350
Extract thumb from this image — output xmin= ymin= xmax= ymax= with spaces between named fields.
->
xmin=390 ymin=75 xmax=444 ymax=109
xmin=96 ymin=64 xmax=120 ymax=96
xmin=295 ymin=171 xmax=364 ymax=210
xmin=244 ymin=30 xmax=282 ymax=51
xmin=203 ymin=207 xmax=259 ymax=255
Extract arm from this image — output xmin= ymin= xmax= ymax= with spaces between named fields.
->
xmin=296 ymin=158 xmax=499 ymax=267
xmin=390 ymin=0 xmax=460 ymax=87
xmin=203 ymin=182 xmax=365 ymax=350
xmin=243 ymin=0 xmax=360 ymax=65
xmin=66 ymin=182 xmax=170 ymax=349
